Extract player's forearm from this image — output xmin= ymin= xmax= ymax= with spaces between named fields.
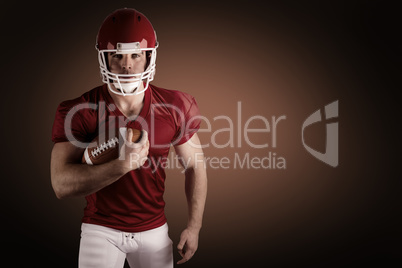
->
xmin=184 ymin=166 xmax=207 ymax=231
xmin=52 ymin=159 xmax=126 ymax=199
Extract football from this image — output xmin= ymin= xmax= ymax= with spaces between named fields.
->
xmin=82 ymin=128 xmax=142 ymax=165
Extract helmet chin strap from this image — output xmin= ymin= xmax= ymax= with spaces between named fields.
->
xmin=108 ymin=80 xmax=147 ymax=96
xmin=110 ymin=67 xmax=148 ymax=96
xmin=113 ymin=81 xmax=141 ymax=94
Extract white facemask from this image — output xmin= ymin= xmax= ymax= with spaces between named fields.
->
xmin=98 ymin=42 xmax=158 ymax=97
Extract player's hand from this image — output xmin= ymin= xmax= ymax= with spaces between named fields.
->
xmin=177 ymin=228 xmax=199 ymax=264
xmin=118 ymin=129 xmax=149 ymax=173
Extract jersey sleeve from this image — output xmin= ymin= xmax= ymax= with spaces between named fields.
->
xmin=51 ymin=100 xmax=95 ymax=145
xmin=173 ymin=96 xmax=201 ymax=146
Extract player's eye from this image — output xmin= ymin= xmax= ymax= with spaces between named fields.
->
xmin=131 ymin=53 xmax=141 ymax=59
xmin=111 ymin=54 xmax=123 ymax=59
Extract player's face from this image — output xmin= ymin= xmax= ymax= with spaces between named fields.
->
xmin=107 ymin=52 xmax=147 ymax=80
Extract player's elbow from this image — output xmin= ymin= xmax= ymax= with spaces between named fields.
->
xmin=51 ymin=169 xmax=86 ymax=199
xmin=54 ymin=189 xmax=66 ymax=200
xmin=53 ymin=182 xmax=77 ymax=199
xmin=54 ymin=187 xmax=68 ymax=200
xmin=50 ymin=142 xmax=81 ymax=199
xmin=50 ymin=168 xmax=72 ymax=199
xmin=51 ymin=176 xmax=68 ymax=199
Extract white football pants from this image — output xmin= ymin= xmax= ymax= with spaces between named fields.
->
xmin=78 ymin=223 xmax=173 ymax=268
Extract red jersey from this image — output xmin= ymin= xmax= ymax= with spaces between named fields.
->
xmin=52 ymin=84 xmax=201 ymax=232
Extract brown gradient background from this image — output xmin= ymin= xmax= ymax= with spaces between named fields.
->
xmin=1 ymin=1 xmax=400 ymax=267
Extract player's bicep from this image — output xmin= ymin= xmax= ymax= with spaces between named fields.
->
xmin=174 ymin=133 xmax=204 ymax=169
xmin=50 ymin=142 xmax=85 ymax=198
xmin=51 ymin=142 xmax=85 ymax=172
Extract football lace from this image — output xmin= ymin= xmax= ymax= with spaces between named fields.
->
xmin=91 ymin=137 xmax=119 ymax=157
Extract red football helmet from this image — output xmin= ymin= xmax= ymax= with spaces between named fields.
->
xmin=96 ymin=8 xmax=158 ymax=96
